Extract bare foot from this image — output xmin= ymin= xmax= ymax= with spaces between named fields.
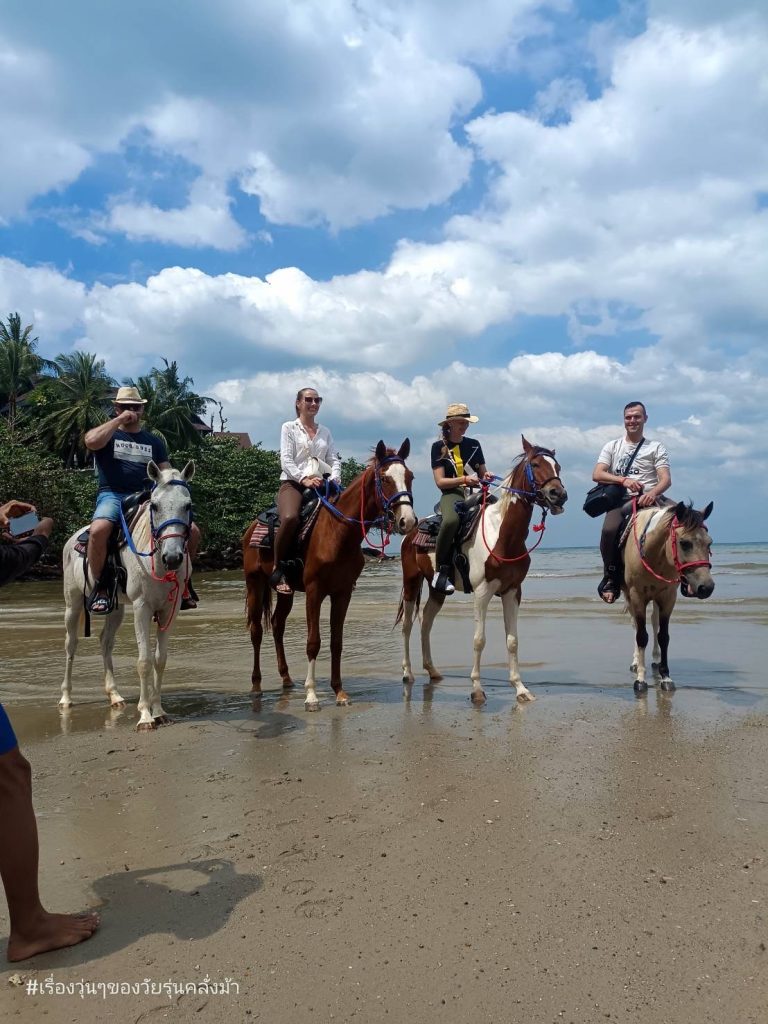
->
xmin=7 ymin=910 xmax=100 ymax=962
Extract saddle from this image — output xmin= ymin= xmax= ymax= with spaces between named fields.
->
xmin=74 ymin=491 xmax=149 ymax=615
xmin=249 ymin=486 xmax=335 ymax=552
xmin=413 ymin=491 xmax=498 ymax=593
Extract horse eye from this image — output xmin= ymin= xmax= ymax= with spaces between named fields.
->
xmin=150 ymin=502 xmax=159 ymax=513
xmin=680 ymin=540 xmax=692 ymax=551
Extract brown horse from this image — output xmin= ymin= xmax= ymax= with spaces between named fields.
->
xmin=243 ymin=440 xmax=415 ymax=709
xmin=622 ymin=500 xmax=714 ymax=694
xmin=397 ymin=438 xmax=567 ymax=706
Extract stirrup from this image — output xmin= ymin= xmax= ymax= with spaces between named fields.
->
xmin=87 ymin=589 xmax=111 ymax=615
xmin=597 ymin=573 xmax=620 ymax=604
xmin=432 ymin=567 xmax=455 ymax=595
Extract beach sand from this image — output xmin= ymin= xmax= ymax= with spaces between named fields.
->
xmin=1 ymin=568 xmax=767 ymax=1023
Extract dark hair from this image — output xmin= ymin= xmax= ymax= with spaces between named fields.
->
xmin=295 ymin=387 xmax=318 ymax=416
xmin=438 ymin=423 xmax=452 ymax=460
xmin=624 ymin=401 xmax=647 ymax=416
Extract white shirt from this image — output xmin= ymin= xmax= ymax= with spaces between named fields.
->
xmin=597 ymin=437 xmax=670 ymax=496
xmin=280 ymin=419 xmax=342 ymax=483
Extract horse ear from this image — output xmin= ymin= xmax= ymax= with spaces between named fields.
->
xmin=521 ymin=436 xmax=532 ymax=453
xmin=375 ymin=440 xmax=387 ymax=462
xmin=674 ymin=501 xmax=687 ymax=519
xmin=147 ymin=460 xmax=161 ymax=483
xmin=398 ymin=438 xmax=410 ymax=460
xmin=701 ymin=500 xmax=713 ymax=521
xmin=181 ymin=460 xmax=195 ymax=482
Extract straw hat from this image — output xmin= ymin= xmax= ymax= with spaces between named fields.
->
xmin=438 ymin=402 xmax=478 ymax=427
xmin=114 ymin=385 xmax=147 ymax=405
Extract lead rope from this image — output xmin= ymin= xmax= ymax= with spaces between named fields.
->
xmin=479 ymin=480 xmax=547 ymax=563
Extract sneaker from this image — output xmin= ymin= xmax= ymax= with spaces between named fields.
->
xmin=432 ymin=568 xmax=455 ymax=595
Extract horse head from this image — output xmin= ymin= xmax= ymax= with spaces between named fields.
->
xmin=670 ymin=501 xmax=714 ymax=599
xmin=518 ymin=437 xmax=568 ymax=514
xmin=146 ymin=460 xmax=195 ymax=571
xmin=373 ymin=439 xmax=417 ymax=535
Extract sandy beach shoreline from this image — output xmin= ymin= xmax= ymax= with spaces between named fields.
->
xmin=2 ymin=563 xmax=767 ymax=1023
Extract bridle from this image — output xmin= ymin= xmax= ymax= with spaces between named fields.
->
xmin=480 ymin=447 xmax=565 ymax=563
xmin=632 ymin=500 xmax=711 ymax=586
xmin=120 ymin=479 xmax=193 ymax=559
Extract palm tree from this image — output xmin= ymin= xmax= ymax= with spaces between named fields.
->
xmin=126 ymin=359 xmax=212 ymax=452
xmin=30 ymin=351 xmax=116 ymax=467
xmin=0 ymin=312 xmax=53 ymax=432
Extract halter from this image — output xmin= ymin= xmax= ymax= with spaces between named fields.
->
xmin=118 ymin=478 xmax=193 ymax=632
xmin=479 ymin=448 xmax=563 ymax=563
xmin=631 ymin=498 xmax=712 ymax=585
xmin=313 ymin=455 xmax=413 ymax=556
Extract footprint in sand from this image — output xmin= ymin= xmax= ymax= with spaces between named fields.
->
xmin=294 ymin=897 xmax=344 ymax=919
xmin=283 ymin=879 xmax=316 ymax=896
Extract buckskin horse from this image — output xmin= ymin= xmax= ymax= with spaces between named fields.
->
xmin=60 ymin=461 xmax=195 ymax=730
xmin=622 ymin=499 xmax=714 ymax=694
xmin=243 ymin=440 xmax=415 ymax=709
xmin=397 ymin=438 xmax=567 ymax=706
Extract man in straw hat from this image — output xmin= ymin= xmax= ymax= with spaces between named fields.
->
xmin=430 ymin=403 xmax=490 ymax=594
xmin=83 ymin=386 xmax=200 ymax=614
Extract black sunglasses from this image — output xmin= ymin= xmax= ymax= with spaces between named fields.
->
xmin=117 ymin=403 xmax=144 ymax=412
xmin=303 ymin=396 xmax=322 ymax=404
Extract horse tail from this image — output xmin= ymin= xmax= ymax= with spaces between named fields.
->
xmin=394 ymin=580 xmax=422 ymax=627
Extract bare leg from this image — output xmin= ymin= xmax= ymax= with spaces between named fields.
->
xmin=470 ymin=584 xmax=494 ymax=706
xmin=501 ymin=587 xmax=534 ymax=702
xmin=100 ymin=603 xmax=126 ymax=707
xmin=1 ymin=746 xmax=99 ymax=962
xmin=86 ymin=519 xmax=112 ymax=589
xmin=330 ymin=589 xmax=353 ymax=705
xmin=421 ymin=591 xmax=445 ymax=681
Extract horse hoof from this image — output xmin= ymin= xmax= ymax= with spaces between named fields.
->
xmin=470 ymin=690 xmax=487 ymax=706
xmin=517 ymin=691 xmax=536 ymax=703
xmin=660 ymin=679 xmax=675 ymax=692
xmin=282 ymin=678 xmax=294 ymax=690
xmin=154 ymin=715 xmax=172 ymax=726
xmin=136 ymin=721 xmax=157 ymax=732
xmin=402 ymin=673 xmax=415 ymax=685
xmin=250 ymin=685 xmax=262 ymax=695
xmin=110 ymin=700 xmax=126 ymax=708
xmin=427 ymin=672 xmax=443 ymax=682
xmin=305 ymin=702 xmax=321 ymax=713
xmin=336 ymin=696 xmax=351 ymax=707
xmin=633 ymin=680 xmax=648 ymax=696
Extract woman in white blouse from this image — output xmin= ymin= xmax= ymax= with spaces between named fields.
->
xmin=272 ymin=387 xmax=342 ymax=595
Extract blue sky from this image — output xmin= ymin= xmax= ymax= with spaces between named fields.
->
xmin=1 ymin=0 xmax=767 ymax=544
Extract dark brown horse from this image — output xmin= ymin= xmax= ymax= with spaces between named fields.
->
xmin=397 ymin=438 xmax=567 ymax=706
xmin=622 ymin=500 xmax=714 ymax=694
xmin=243 ymin=440 xmax=415 ymax=709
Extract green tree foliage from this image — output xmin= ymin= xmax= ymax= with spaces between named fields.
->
xmin=341 ymin=456 xmax=367 ymax=487
xmin=0 ymin=421 xmax=96 ymax=559
xmin=126 ymin=358 xmax=212 ymax=451
xmin=171 ymin=435 xmax=281 ymax=559
xmin=0 ymin=312 xmax=53 ymax=432
xmin=28 ymin=351 xmax=116 ymax=467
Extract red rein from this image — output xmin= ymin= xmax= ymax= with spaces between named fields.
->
xmin=631 ymin=499 xmax=710 ymax=585
xmin=479 ymin=484 xmax=547 ymax=564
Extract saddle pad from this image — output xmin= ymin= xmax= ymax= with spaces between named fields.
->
xmin=249 ymin=523 xmax=271 ymax=549
xmin=249 ymin=499 xmax=322 ymax=549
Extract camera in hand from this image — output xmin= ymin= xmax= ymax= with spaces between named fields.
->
xmin=8 ymin=511 xmax=40 ymax=536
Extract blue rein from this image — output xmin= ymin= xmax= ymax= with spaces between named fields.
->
xmin=312 ymin=456 xmax=413 ymax=529
xmin=119 ymin=479 xmax=192 ymax=559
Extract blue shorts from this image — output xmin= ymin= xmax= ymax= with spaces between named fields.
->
xmin=92 ymin=491 xmax=125 ymax=523
xmin=0 ymin=702 xmax=18 ymax=756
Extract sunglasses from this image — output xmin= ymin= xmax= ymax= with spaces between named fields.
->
xmin=303 ymin=396 xmax=322 ymax=404
xmin=117 ymin=404 xmax=144 ymax=412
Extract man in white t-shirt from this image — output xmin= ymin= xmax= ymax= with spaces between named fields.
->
xmin=592 ymin=401 xmax=672 ymax=604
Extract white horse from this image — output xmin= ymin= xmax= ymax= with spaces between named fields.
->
xmin=397 ymin=440 xmax=568 ymax=706
xmin=61 ymin=461 xmax=195 ymax=730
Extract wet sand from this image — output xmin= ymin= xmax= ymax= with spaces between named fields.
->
xmin=2 ymin=566 xmax=768 ymax=1022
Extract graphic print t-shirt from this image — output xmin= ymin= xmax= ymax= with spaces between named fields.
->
xmin=597 ymin=437 xmax=670 ymax=496
xmin=95 ymin=429 xmax=168 ymax=493
xmin=430 ymin=436 xmax=485 ymax=481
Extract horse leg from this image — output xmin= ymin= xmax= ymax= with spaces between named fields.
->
xmin=470 ymin=585 xmax=494 ymax=706
xmin=273 ymin=593 xmax=295 ymax=688
xmin=501 ymin=586 xmax=534 ymax=703
xmin=629 ymin=595 xmax=649 ymax=694
xmin=60 ymin=597 xmax=81 ymax=710
xmin=401 ymin=596 xmax=417 ymax=689
xmin=650 ymin=604 xmax=662 ymax=678
xmin=150 ymin=624 xmax=172 ymax=724
xmin=100 ymin=603 xmax=126 ymax=708
xmin=330 ymin=589 xmax=353 ymax=706
xmin=656 ymin=590 xmax=675 ymax=690
xmin=132 ymin=602 xmax=157 ymax=730
xmin=421 ymin=591 xmax=445 ymax=681
xmin=245 ymin=574 xmax=265 ymax=693
xmin=303 ymin=585 xmax=324 ymax=711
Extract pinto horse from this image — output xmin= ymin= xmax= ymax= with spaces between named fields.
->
xmin=397 ymin=438 xmax=567 ymax=706
xmin=622 ymin=500 xmax=714 ymax=694
xmin=243 ymin=440 xmax=416 ymax=709
xmin=60 ymin=461 xmax=195 ymax=730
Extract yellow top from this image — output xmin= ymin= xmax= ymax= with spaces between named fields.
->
xmin=451 ymin=444 xmax=464 ymax=479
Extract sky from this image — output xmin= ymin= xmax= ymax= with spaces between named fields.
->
xmin=1 ymin=0 xmax=766 ymax=546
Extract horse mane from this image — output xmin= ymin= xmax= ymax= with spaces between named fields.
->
xmin=667 ymin=502 xmax=708 ymax=532
xmin=132 ymin=501 xmax=152 ymax=552
xmin=366 ymin=447 xmax=398 ymax=467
